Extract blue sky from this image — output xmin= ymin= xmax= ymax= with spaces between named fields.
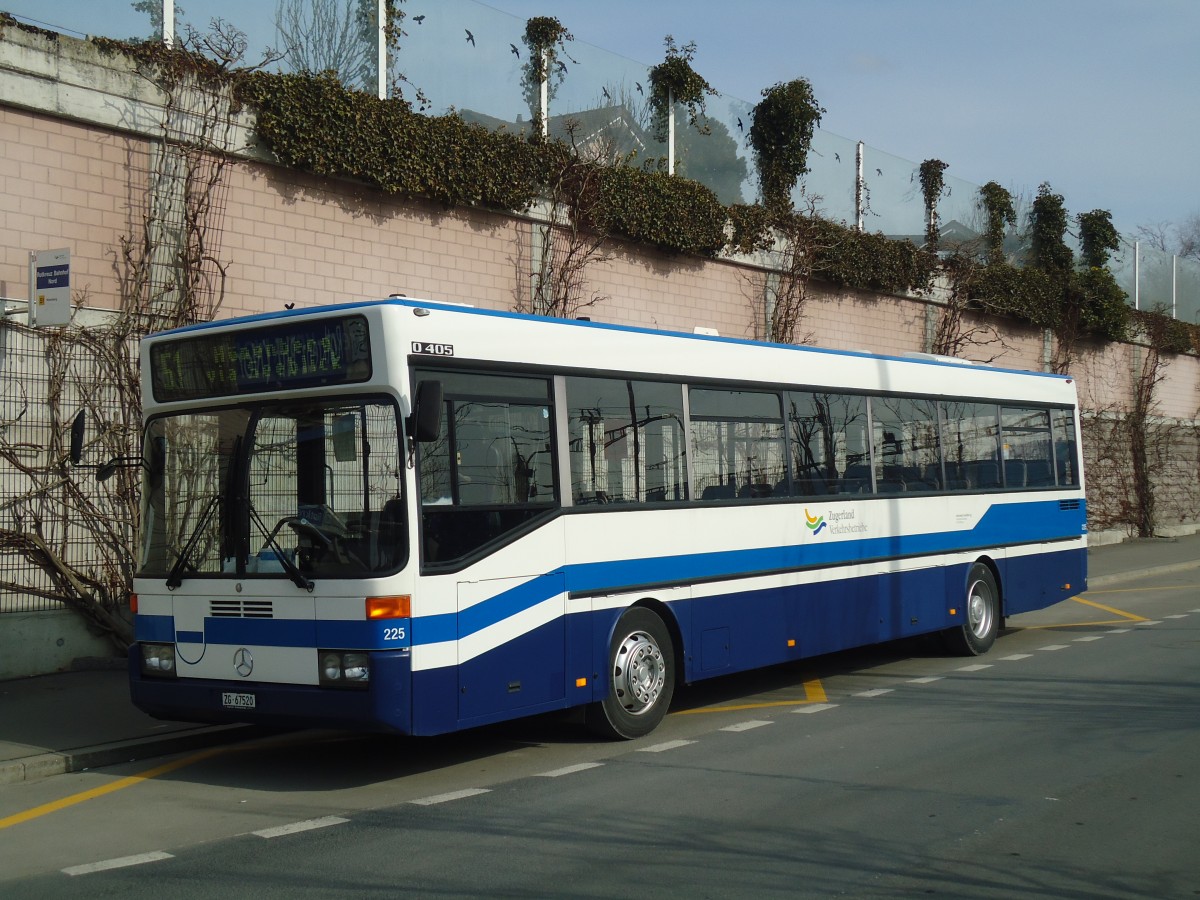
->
xmin=5 ymin=0 xmax=1197 ymax=237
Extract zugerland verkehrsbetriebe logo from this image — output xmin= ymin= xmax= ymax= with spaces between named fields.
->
xmin=806 ymin=508 xmax=868 ymax=537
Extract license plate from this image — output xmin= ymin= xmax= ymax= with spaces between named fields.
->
xmin=221 ymin=692 xmax=256 ymax=710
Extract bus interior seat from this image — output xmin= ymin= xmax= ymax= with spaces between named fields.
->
xmin=1003 ymin=459 xmax=1027 ymax=488
xmin=739 ymin=482 xmax=774 ymax=498
xmin=965 ymin=461 xmax=1001 ymax=489
xmin=1024 ymin=460 xmax=1054 ymax=487
xmin=701 ymin=483 xmax=737 ymax=501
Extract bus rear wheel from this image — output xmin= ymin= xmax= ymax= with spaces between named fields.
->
xmin=943 ymin=563 xmax=999 ymax=656
xmin=586 ymin=607 xmax=675 ymax=740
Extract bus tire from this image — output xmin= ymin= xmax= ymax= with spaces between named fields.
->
xmin=586 ymin=607 xmax=675 ymax=740
xmin=944 ymin=563 xmax=1000 ymax=656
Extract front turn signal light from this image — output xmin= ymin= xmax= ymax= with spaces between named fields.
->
xmin=367 ymin=595 xmax=411 ymax=619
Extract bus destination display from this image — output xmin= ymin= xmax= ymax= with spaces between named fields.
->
xmin=150 ymin=315 xmax=371 ymax=402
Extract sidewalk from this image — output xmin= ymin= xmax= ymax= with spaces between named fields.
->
xmin=0 ymin=662 xmax=256 ymax=785
xmin=2 ymin=532 xmax=1198 ymax=785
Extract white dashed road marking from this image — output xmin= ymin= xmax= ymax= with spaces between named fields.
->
xmin=63 ymin=852 xmax=174 ymax=876
xmin=253 ymin=816 xmax=349 ymax=839
xmin=721 ymin=720 xmax=773 ymax=733
xmin=537 ymin=763 xmax=604 ymax=778
xmin=793 ymin=703 xmax=839 ymax=714
xmin=637 ymin=740 xmax=696 ymax=753
xmin=410 ymin=788 xmax=491 ymax=806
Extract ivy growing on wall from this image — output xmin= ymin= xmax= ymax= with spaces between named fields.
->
xmin=593 ymin=166 xmax=727 ymax=256
xmin=242 ymin=71 xmax=547 ymax=211
xmin=519 ymin=16 xmax=573 ymax=140
xmin=748 ymin=79 xmax=825 ymax=215
xmin=1028 ymin=182 xmax=1074 ymax=278
xmin=1077 ymin=209 xmax=1121 ymax=269
xmin=78 ymin=40 xmax=1183 ymax=357
xmin=808 ymin=219 xmax=939 ymax=295
xmin=919 ymin=159 xmax=948 ymax=250
xmin=978 ymin=181 xmax=1017 ymax=264
xmin=647 ymin=36 xmax=716 ymax=144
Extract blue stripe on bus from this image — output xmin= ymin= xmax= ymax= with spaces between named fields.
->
xmin=139 ymin=615 xmax=411 ymax=650
xmin=414 ymin=499 xmax=1085 ymax=646
xmin=137 ymin=615 xmax=175 ymax=642
xmin=136 ymin=499 xmax=1084 ymax=652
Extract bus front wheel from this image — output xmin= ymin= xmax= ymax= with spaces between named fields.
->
xmin=944 ymin=563 xmax=1000 ymax=656
xmin=586 ymin=607 xmax=675 ymax=740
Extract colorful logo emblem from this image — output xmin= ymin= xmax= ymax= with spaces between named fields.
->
xmin=805 ymin=508 xmax=827 ymax=536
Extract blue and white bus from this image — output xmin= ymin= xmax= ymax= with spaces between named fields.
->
xmin=126 ymin=298 xmax=1086 ymax=739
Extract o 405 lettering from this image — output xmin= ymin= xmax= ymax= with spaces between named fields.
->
xmin=411 ymin=341 xmax=454 ymax=357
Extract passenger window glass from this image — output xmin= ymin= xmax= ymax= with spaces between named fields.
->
xmin=1001 ymin=407 xmax=1054 ymax=488
xmin=1051 ymin=408 xmax=1080 ymax=486
xmin=871 ymin=397 xmax=941 ymax=492
xmin=785 ymin=392 xmax=870 ymax=496
xmin=940 ymin=402 xmax=1001 ymax=490
xmin=565 ymin=377 xmax=687 ymax=504
xmin=690 ymin=388 xmax=786 ymax=500
xmin=417 ymin=371 xmax=555 ymax=566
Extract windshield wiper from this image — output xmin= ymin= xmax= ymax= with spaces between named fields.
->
xmin=249 ymin=505 xmax=314 ymax=591
xmin=165 ymin=495 xmax=220 ymax=589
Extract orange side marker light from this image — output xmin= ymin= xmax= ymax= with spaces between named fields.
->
xmin=367 ymin=595 xmax=411 ymax=619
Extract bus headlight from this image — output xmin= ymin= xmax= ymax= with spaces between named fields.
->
xmin=318 ymin=650 xmax=370 ymax=688
xmin=342 ymin=653 xmax=370 ymax=682
xmin=140 ymin=643 xmax=177 ymax=678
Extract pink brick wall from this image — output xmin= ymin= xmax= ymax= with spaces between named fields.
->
xmin=1 ymin=107 xmax=148 ymax=309
xmin=3 ymin=102 xmax=1197 ymax=448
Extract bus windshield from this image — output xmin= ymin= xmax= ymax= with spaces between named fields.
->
xmin=138 ymin=397 xmax=405 ymax=582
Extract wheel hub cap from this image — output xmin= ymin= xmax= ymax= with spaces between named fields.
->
xmin=614 ymin=631 xmax=665 ymax=715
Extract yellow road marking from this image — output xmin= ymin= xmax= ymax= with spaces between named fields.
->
xmin=0 ymin=747 xmax=227 ymax=831
xmin=1083 ymin=586 xmax=1196 ymax=594
xmin=1018 ymin=593 xmax=1151 ymax=630
xmin=673 ymin=678 xmax=827 ymax=716
xmin=1071 ymin=595 xmax=1150 ymax=622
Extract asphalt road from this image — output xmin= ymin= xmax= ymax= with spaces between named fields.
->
xmin=2 ymin=568 xmax=1197 ymax=898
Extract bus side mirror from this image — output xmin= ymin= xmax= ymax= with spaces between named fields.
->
xmin=70 ymin=411 xmax=85 ymax=465
xmin=411 ymin=380 xmax=443 ymax=442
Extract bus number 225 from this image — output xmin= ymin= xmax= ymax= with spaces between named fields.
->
xmin=383 ymin=627 xmax=407 ymax=642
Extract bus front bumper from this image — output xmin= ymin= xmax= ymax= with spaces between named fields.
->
xmin=128 ymin=647 xmax=414 ymax=735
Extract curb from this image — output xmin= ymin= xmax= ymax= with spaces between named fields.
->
xmin=0 ymin=724 xmax=260 ymax=786
xmin=1087 ymin=558 xmax=1200 ymax=589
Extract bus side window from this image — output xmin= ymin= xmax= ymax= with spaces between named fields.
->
xmin=869 ymin=397 xmax=939 ymax=493
xmin=1000 ymin=406 xmax=1054 ymax=489
xmin=417 ymin=371 xmax=556 ymax=566
xmin=689 ymin=387 xmax=785 ymax=501
xmin=786 ymin=392 xmax=868 ymax=497
xmin=940 ymin=402 xmax=1000 ymax=492
xmin=1051 ymin=408 xmax=1080 ymax=486
xmin=565 ymin=377 xmax=687 ymax=504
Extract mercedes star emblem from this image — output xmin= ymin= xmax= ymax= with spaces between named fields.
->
xmin=233 ymin=647 xmax=254 ymax=678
